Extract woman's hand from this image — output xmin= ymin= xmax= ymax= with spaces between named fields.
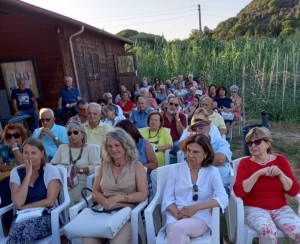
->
xmin=182 ymin=204 xmax=198 ymax=217
xmin=8 ymin=139 xmax=18 ymax=149
xmin=103 ymin=195 xmax=121 ymax=210
xmin=177 ymin=208 xmax=189 ymax=220
xmin=23 ymin=156 xmax=32 ymax=179
xmin=267 ymin=166 xmax=282 ymax=177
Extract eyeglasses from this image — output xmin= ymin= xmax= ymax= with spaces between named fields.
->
xmin=106 ymin=97 xmax=112 ymax=100
xmin=231 ymin=91 xmax=237 ymax=93
xmin=41 ymin=118 xmax=53 ymax=122
xmin=6 ymin=133 xmax=21 ymax=139
xmin=192 ymin=185 xmax=198 ymax=201
xmin=191 ymin=124 xmax=205 ymax=131
xmin=67 ymin=131 xmax=80 ymax=136
xmin=246 ymin=139 xmax=264 ymax=147
xmin=169 ymin=102 xmax=179 ymax=107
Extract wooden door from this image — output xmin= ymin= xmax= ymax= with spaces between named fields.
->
xmin=114 ymin=52 xmax=138 ymax=93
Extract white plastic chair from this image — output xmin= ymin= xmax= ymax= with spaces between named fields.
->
xmin=144 ymin=165 xmax=220 ymax=244
xmin=0 ymin=166 xmax=70 ymax=244
xmin=69 ymin=170 xmax=148 ymax=244
xmin=230 ymin=157 xmax=300 ymax=244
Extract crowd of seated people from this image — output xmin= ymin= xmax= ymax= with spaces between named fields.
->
xmin=0 ymin=74 xmax=299 ymax=244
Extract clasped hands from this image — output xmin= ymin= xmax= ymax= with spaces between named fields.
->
xmin=39 ymin=128 xmax=55 ymax=139
xmin=258 ymin=165 xmax=283 ymax=177
xmin=103 ymin=195 xmax=123 ymax=210
xmin=176 ymin=205 xmax=198 ymax=220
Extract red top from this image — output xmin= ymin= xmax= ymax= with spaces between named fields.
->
xmin=116 ymin=100 xmax=134 ymax=118
xmin=233 ymin=155 xmax=300 ymax=210
xmin=162 ymin=110 xmax=187 ymax=141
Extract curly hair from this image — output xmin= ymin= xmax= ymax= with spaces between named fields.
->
xmin=3 ymin=122 xmax=27 ymax=143
xmin=102 ymin=128 xmax=138 ymax=165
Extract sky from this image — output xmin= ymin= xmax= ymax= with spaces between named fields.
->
xmin=21 ymin=0 xmax=252 ymax=40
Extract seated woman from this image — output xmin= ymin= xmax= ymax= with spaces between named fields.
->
xmin=0 ymin=123 xmax=26 ymax=233
xmin=174 ymin=82 xmax=186 ymax=104
xmin=103 ymin=104 xmax=126 ymax=127
xmin=198 ymin=80 xmax=207 ymax=95
xmin=115 ymin=120 xmax=158 ymax=197
xmin=140 ymin=111 xmax=172 ymax=167
xmin=233 ymin=127 xmax=300 ymax=244
xmin=208 ymin=84 xmax=217 ymax=99
xmin=186 ymin=87 xmax=197 ymax=104
xmin=162 ymin=134 xmax=228 ymax=243
xmin=51 ymin=122 xmax=101 ymax=208
xmin=157 ymin=85 xmax=167 ymax=102
xmin=213 ymin=86 xmax=235 ymax=138
xmin=82 ymin=128 xmax=148 ymax=244
xmin=229 ymin=85 xmax=242 ymax=121
xmin=154 ymin=84 xmax=161 ymax=94
xmin=114 ymin=85 xmax=127 ymax=103
xmin=7 ymin=138 xmax=62 ymax=244
xmin=116 ymin=90 xmax=134 ymax=118
xmin=184 ymin=96 xmax=200 ymax=124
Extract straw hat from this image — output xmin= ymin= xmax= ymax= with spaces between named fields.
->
xmin=187 ymin=108 xmax=211 ymax=132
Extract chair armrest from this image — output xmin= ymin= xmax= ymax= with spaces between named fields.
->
xmin=211 ymin=207 xmax=220 ymax=244
xmin=69 ymin=194 xmax=93 ymax=221
xmin=131 ymin=200 xmax=148 ymax=244
xmin=86 ymin=174 xmax=95 ymax=195
xmin=231 ymin=190 xmax=245 ymax=243
xmin=0 ymin=203 xmax=14 ymax=239
xmin=295 ymin=193 xmax=300 ymax=216
xmin=165 ymin=149 xmax=171 ymax=165
xmin=131 ymin=200 xmax=148 ymax=217
xmin=145 ymin=194 xmax=161 ymax=244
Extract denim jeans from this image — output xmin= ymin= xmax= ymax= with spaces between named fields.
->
xmin=57 ymin=105 xmax=78 ymax=125
xmin=18 ymin=108 xmax=39 ymax=131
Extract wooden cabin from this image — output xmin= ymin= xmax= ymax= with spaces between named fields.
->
xmin=0 ymin=0 xmax=138 ymax=114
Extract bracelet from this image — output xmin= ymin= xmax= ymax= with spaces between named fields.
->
xmin=12 ymin=147 xmax=19 ymax=152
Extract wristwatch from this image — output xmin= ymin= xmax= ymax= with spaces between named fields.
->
xmin=54 ymin=136 xmax=58 ymax=141
xmin=80 ymin=169 xmax=83 ymax=174
xmin=176 ymin=118 xmax=180 ymax=122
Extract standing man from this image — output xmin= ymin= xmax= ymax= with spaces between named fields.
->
xmin=65 ymin=99 xmax=88 ymax=127
xmin=140 ymin=88 xmax=159 ymax=110
xmin=57 ymin=76 xmax=81 ymax=125
xmin=32 ymin=108 xmax=69 ymax=161
xmin=83 ymin=103 xmax=111 ymax=147
xmin=130 ymin=97 xmax=154 ymax=128
xmin=162 ymin=97 xmax=187 ymax=154
xmin=11 ymin=78 xmax=39 ymax=132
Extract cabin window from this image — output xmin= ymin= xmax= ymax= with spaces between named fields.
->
xmin=117 ymin=55 xmax=134 ymax=73
xmin=85 ymin=53 xmax=94 ymax=77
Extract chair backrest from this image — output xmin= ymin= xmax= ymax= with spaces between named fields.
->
xmin=232 ymin=157 xmax=247 ymax=183
xmin=156 ymin=165 xmax=172 ymax=204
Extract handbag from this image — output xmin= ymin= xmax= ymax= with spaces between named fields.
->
xmin=221 ymin=112 xmax=234 ymax=120
xmin=63 ymin=188 xmax=131 ymax=239
xmin=15 ymin=207 xmax=48 ymax=223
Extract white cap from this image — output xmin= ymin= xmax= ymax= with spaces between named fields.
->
xmin=196 ymin=90 xmax=203 ymax=95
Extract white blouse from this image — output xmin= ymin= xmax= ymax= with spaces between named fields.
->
xmin=162 ymin=162 xmax=228 ymax=230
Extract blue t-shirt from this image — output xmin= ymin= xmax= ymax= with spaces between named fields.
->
xmin=11 ymin=88 xmax=35 ymax=111
xmin=213 ymin=97 xmax=233 ymax=110
xmin=157 ymin=93 xmax=167 ymax=99
xmin=59 ymin=87 xmax=81 ymax=105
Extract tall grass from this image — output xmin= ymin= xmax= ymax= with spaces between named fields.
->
xmin=132 ymin=35 xmax=300 ymax=123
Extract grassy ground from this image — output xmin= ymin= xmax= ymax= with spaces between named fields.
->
xmin=221 ymin=119 xmax=300 ymax=244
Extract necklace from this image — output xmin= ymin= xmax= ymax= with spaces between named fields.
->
xmin=148 ymin=129 xmax=160 ymax=139
xmin=115 ymin=162 xmax=126 ymax=167
xmin=69 ymin=144 xmax=84 ymax=164
xmin=253 ymin=154 xmax=271 ymax=165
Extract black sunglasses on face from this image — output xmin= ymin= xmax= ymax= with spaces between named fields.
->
xmin=41 ymin=118 xmax=53 ymax=123
xmin=169 ymin=102 xmax=179 ymax=107
xmin=6 ymin=133 xmax=21 ymax=139
xmin=246 ymin=139 xmax=264 ymax=147
xmin=192 ymin=184 xmax=198 ymax=201
xmin=191 ymin=124 xmax=205 ymax=131
xmin=67 ymin=131 xmax=80 ymax=136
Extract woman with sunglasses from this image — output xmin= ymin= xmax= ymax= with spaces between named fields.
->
xmin=229 ymin=85 xmax=242 ymax=121
xmin=51 ymin=122 xmax=101 ymax=209
xmin=140 ymin=111 xmax=172 ymax=167
xmin=0 ymin=123 xmax=27 ymax=234
xmin=234 ymin=127 xmax=300 ymax=244
xmin=162 ymin=134 xmax=228 ymax=243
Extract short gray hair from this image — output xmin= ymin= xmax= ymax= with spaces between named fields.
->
xmin=67 ymin=122 xmax=87 ymax=143
xmin=64 ymin=76 xmax=73 ymax=82
xmin=230 ymin=85 xmax=239 ymax=91
xmin=102 ymin=128 xmax=138 ymax=165
xmin=39 ymin=108 xmax=54 ymax=118
xmin=140 ymin=88 xmax=148 ymax=93
xmin=86 ymin=102 xmax=101 ymax=114
xmin=77 ymin=98 xmax=88 ymax=107
xmin=188 ymin=74 xmax=193 ymax=78
xmin=103 ymin=92 xmax=112 ymax=99
xmin=169 ymin=96 xmax=180 ymax=104
xmin=201 ymin=96 xmax=213 ymax=105
xmin=166 ymin=80 xmax=171 ymax=84
xmin=103 ymin=104 xmax=119 ymax=116
xmin=137 ymin=96 xmax=147 ymax=103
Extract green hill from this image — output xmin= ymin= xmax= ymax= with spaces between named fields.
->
xmin=210 ymin=0 xmax=300 ymax=39
xmin=116 ymin=29 xmax=166 ymax=45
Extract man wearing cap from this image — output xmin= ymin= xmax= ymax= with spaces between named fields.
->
xmin=179 ymin=110 xmax=232 ymax=195
xmin=140 ymin=88 xmax=159 ymax=110
xmin=201 ymin=96 xmax=227 ymax=138
xmin=162 ymin=97 xmax=187 ymax=154
xmin=130 ymin=97 xmax=154 ymax=128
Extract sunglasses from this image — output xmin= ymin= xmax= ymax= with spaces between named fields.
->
xmin=67 ymin=131 xmax=80 ymax=136
xmin=41 ymin=118 xmax=53 ymax=122
xmin=192 ymin=185 xmax=198 ymax=201
xmin=191 ymin=124 xmax=205 ymax=131
xmin=231 ymin=91 xmax=237 ymax=93
xmin=246 ymin=139 xmax=264 ymax=147
xmin=6 ymin=133 xmax=21 ymax=139
xmin=169 ymin=102 xmax=179 ymax=107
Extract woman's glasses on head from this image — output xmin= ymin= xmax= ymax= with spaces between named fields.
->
xmin=192 ymin=184 xmax=198 ymax=201
xmin=246 ymin=139 xmax=264 ymax=147
xmin=67 ymin=131 xmax=80 ymax=136
xmin=6 ymin=133 xmax=21 ymax=139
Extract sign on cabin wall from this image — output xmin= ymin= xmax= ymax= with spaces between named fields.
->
xmin=0 ymin=57 xmax=44 ymax=101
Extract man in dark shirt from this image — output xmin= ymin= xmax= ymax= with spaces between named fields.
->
xmin=11 ymin=78 xmax=39 ymax=132
xmin=57 ymin=76 xmax=81 ymax=125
